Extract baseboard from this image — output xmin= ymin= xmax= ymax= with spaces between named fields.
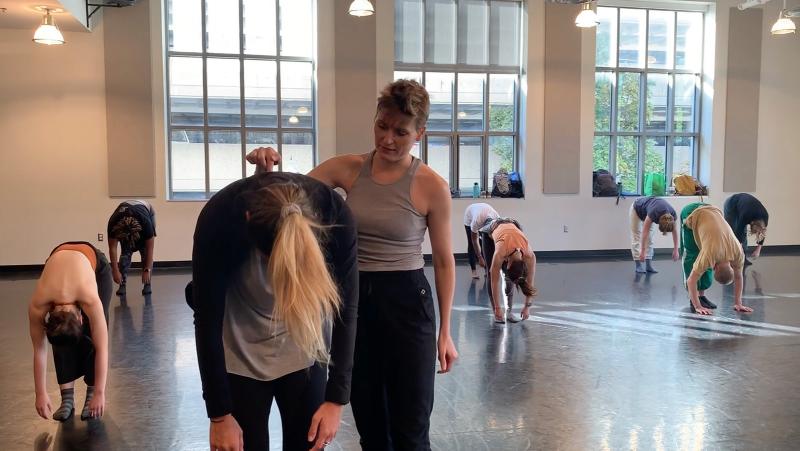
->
xmin=4 ymin=245 xmax=800 ymax=273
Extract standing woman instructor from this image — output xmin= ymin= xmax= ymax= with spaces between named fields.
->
xmin=248 ymin=79 xmax=458 ymax=450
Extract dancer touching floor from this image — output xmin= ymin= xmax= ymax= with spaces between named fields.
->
xmin=680 ymin=203 xmax=751 ymax=315
xmin=463 ymin=203 xmax=499 ymax=279
xmin=246 ymin=79 xmax=458 ymax=450
xmin=630 ymin=196 xmax=679 ymax=273
xmin=29 ymin=241 xmax=111 ymax=422
xmin=480 ymin=219 xmax=537 ymax=324
xmin=724 ymin=193 xmax=768 ymax=265
xmin=107 ymin=200 xmax=156 ymax=296
xmin=190 ymin=173 xmax=358 ymax=451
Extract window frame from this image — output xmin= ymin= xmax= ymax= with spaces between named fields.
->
xmin=164 ymin=0 xmax=317 ymax=200
xmin=394 ymin=0 xmax=524 ymax=197
xmin=593 ymin=5 xmax=704 ymax=195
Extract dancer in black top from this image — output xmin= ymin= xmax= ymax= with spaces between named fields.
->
xmin=724 ymin=193 xmax=768 ymax=264
xmin=190 ymin=172 xmax=358 ymax=451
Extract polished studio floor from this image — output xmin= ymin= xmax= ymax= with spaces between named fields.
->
xmin=2 ymin=255 xmax=800 ymax=450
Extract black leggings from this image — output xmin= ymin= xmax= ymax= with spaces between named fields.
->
xmin=229 ymin=364 xmax=325 ymax=451
xmin=51 ymin=243 xmax=113 ymax=386
xmin=464 ymin=226 xmax=478 ymax=270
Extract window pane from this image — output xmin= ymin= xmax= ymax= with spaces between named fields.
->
xmin=281 ymin=132 xmax=314 ymax=174
xmin=209 ymin=130 xmax=242 ymax=192
xmin=616 ymin=136 xmax=639 ymax=193
xmin=206 ymin=0 xmax=240 ymax=54
xmin=488 ymin=136 xmax=513 ymax=183
xmin=167 ymin=0 xmax=201 ymax=52
xmin=169 ymin=57 xmax=204 ymax=126
xmin=281 ymin=62 xmax=313 ymax=128
xmin=596 ymin=7 xmax=617 ymax=67
xmin=243 ymin=0 xmax=276 ymax=55
xmin=644 ymin=136 xmax=666 ymax=177
xmin=425 ymin=0 xmax=456 ymax=64
xmin=244 ymin=60 xmax=277 ymax=127
xmin=457 ymin=73 xmax=485 ymax=131
xmin=428 ymin=136 xmax=451 ymax=185
xmin=673 ymin=74 xmax=696 ymax=133
xmin=676 ymin=12 xmax=703 ymax=71
xmin=207 ymin=58 xmax=241 ymax=126
xmin=395 ymin=0 xmax=424 ymax=64
xmin=489 ymin=74 xmax=515 ymax=132
xmin=594 ymin=72 xmax=613 ymax=132
xmin=245 ymin=131 xmax=277 ymax=176
xmin=647 ymin=10 xmax=674 ymax=69
xmin=395 ymin=71 xmax=423 ymax=83
xmin=459 ymin=136 xmax=482 ymax=195
xmin=170 ymin=129 xmax=206 ymax=197
xmin=672 ymin=136 xmax=694 ymax=181
xmin=593 ymin=135 xmax=610 ymax=171
xmin=617 ymin=72 xmax=640 ymax=132
xmin=618 ymin=9 xmax=646 ymax=68
xmin=490 ymin=1 xmax=520 ymax=66
xmin=279 ymin=0 xmax=313 ymax=57
xmin=426 ymin=72 xmax=454 ymax=132
xmin=645 ymin=73 xmax=668 ymax=132
xmin=411 ymin=139 xmax=421 ymax=159
xmin=458 ymin=0 xmax=488 ymax=65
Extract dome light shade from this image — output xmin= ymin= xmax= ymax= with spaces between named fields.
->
xmin=33 ymin=9 xmax=65 ymax=45
xmin=575 ymin=3 xmax=599 ymax=28
xmin=771 ymin=15 xmax=796 ymax=35
xmin=349 ymin=0 xmax=374 ymax=17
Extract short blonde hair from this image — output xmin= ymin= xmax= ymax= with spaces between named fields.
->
xmin=376 ymin=79 xmax=430 ymax=130
xmin=714 ymin=264 xmax=734 ymax=285
xmin=658 ymin=214 xmax=675 ymax=234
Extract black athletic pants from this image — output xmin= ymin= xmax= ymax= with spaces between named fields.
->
xmin=350 ymin=269 xmax=437 ymax=451
xmin=228 ymin=364 xmax=326 ymax=451
xmin=52 ymin=244 xmax=113 ymax=385
xmin=464 ymin=226 xmax=478 ymax=270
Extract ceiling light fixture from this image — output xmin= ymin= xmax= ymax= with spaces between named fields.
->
xmin=771 ymin=0 xmax=797 ymax=35
xmin=297 ymin=106 xmax=309 ymax=114
xmin=575 ymin=1 xmax=599 ymax=28
xmin=288 ymin=116 xmax=300 ymax=124
xmin=349 ymin=0 xmax=374 ymax=17
xmin=33 ymin=7 xmax=65 ymax=45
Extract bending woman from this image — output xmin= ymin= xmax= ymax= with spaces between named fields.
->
xmin=480 ymin=219 xmax=537 ymax=324
xmin=190 ymin=172 xmax=358 ymax=451
xmin=630 ymin=196 xmax=678 ymax=273
xmin=724 ymin=193 xmax=768 ymax=264
xmin=463 ymin=203 xmax=499 ymax=278
xmin=29 ymin=241 xmax=111 ymax=421
xmin=246 ymin=79 xmax=458 ymax=450
xmin=107 ymin=200 xmax=156 ymax=296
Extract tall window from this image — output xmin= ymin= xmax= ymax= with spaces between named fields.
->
xmin=166 ymin=0 xmax=316 ymax=199
xmin=593 ymin=6 xmax=703 ymax=194
xmin=394 ymin=0 xmax=523 ymax=197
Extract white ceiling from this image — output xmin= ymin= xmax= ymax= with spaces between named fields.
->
xmin=0 ymin=1 xmax=89 ymax=32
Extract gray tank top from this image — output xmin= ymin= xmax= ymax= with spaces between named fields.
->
xmin=223 ymin=249 xmax=323 ymax=381
xmin=346 ymin=151 xmax=427 ymax=271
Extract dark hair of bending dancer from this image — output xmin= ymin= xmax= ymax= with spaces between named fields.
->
xmin=190 ymin=172 xmax=358 ymax=451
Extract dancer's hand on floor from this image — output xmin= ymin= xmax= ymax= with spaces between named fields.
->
xmin=210 ymin=415 xmax=243 ymax=451
xmin=308 ymin=402 xmax=342 ymax=450
xmin=88 ymin=390 xmax=105 ymax=418
xmin=734 ymin=304 xmax=753 ymax=313
xmin=520 ymin=305 xmax=531 ymax=321
xmin=35 ymin=393 xmax=52 ymax=419
xmin=437 ymin=333 xmax=458 ymax=374
xmin=694 ymin=306 xmax=713 ymax=315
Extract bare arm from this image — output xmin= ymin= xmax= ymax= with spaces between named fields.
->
xmin=246 ymin=146 xmax=362 ymax=190
xmin=28 ymin=302 xmax=48 ymax=398
xmin=687 ymin=271 xmax=711 ymax=315
xmin=142 ymin=237 xmax=155 ymax=284
xmin=672 ymin=228 xmax=680 ymax=260
xmin=525 ymin=251 xmax=537 ymax=305
xmin=490 ymin=245 xmax=505 ymax=312
xmin=471 ymin=231 xmax=484 ymax=267
xmin=108 ymin=238 xmax=121 ymax=284
xmin=426 ymin=181 xmax=458 ymax=373
xmin=733 ymin=268 xmax=752 ymax=312
xmin=82 ymin=295 xmax=108 ymax=395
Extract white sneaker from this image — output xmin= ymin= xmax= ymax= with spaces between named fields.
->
xmin=506 ymin=312 xmax=521 ymax=323
xmin=471 ymin=269 xmax=480 ymax=279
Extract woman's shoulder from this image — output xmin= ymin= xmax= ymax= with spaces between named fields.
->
xmin=414 ymin=161 xmax=450 ymax=193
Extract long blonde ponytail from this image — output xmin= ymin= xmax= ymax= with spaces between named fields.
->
xmin=243 ymin=183 xmax=341 ymax=363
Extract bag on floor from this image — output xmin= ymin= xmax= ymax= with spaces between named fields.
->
xmin=593 ymin=170 xmax=619 ymax=197
xmin=643 ymin=172 xmax=666 ymax=196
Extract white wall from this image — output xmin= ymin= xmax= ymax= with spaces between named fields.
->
xmin=0 ymin=0 xmax=797 ymax=266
